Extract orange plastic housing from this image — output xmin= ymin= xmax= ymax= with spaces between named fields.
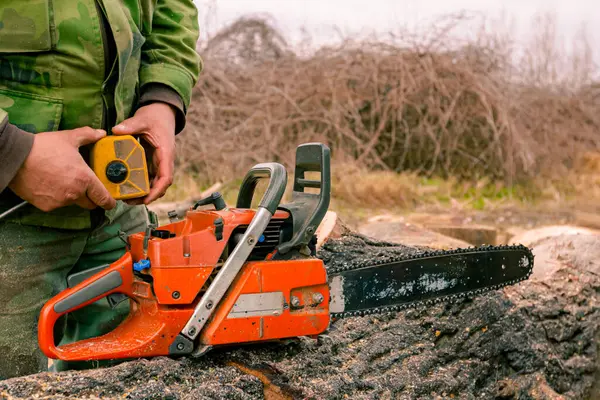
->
xmin=200 ymin=258 xmax=330 ymax=346
xmin=37 ymin=208 xmax=331 ymax=361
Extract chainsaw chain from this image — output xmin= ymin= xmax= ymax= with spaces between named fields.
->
xmin=328 ymin=244 xmax=534 ymax=319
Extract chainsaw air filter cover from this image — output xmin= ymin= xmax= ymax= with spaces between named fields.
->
xmin=90 ymin=135 xmax=150 ymax=200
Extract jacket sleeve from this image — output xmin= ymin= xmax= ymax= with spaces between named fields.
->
xmin=0 ymin=110 xmax=35 ymax=192
xmin=139 ymin=0 xmax=202 ymax=119
xmin=138 ymin=83 xmax=187 ymax=134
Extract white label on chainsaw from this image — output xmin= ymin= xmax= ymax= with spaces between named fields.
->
xmin=328 ymin=275 xmax=345 ymax=313
xmin=362 ymin=272 xmax=459 ymax=303
xmin=418 ymin=273 xmax=458 ymax=293
xmin=519 ymin=256 xmax=530 ymax=268
xmin=227 ymin=292 xmax=285 ymax=319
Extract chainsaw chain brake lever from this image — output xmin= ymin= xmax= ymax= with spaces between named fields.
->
xmin=273 ymin=143 xmax=331 ymax=257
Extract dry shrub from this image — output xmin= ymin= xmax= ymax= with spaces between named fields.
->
xmin=564 ymin=151 xmax=600 ymax=207
xmin=176 ymin=13 xmax=600 ymax=190
xmin=330 ymin=162 xmax=422 ymax=209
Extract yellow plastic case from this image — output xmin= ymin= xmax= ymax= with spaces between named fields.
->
xmin=90 ymin=135 xmax=150 ymax=200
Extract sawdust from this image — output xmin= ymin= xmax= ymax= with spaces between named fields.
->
xmin=0 ymin=232 xmax=598 ymax=399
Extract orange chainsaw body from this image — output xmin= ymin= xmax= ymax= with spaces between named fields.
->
xmin=38 ymin=142 xmax=333 ymax=362
xmin=199 ymin=259 xmax=329 ymax=346
xmin=37 ymin=208 xmax=330 ymax=361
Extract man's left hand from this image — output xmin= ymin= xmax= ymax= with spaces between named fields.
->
xmin=112 ymin=102 xmax=176 ymax=206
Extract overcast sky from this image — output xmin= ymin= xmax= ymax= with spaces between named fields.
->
xmin=193 ymin=0 xmax=599 ymax=54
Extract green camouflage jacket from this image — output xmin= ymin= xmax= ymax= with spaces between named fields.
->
xmin=0 ymin=0 xmax=202 ymax=229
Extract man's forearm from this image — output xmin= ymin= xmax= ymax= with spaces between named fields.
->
xmin=0 ymin=115 xmax=34 ymax=192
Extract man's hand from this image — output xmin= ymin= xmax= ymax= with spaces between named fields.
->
xmin=8 ymin=127 xmax=117 ymax=212
xmin=112 ymin=102 xmax=177 ymax=205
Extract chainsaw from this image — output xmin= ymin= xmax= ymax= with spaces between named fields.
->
xmin=37 ymin=143 xmax=534 ymax=362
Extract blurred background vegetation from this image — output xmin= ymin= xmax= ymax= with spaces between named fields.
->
xmin=164 ymin=10 xmax=600 ymax=223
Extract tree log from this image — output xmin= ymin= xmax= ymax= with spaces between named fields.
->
xmin=1 ymin=231 xmax=598 ymax=400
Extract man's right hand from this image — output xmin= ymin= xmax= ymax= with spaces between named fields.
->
xmin=8 ymin=127 xmax=117 ymax=212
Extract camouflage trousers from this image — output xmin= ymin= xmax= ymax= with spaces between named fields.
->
xmin=0 ymin=201 xmax=149 ymax=380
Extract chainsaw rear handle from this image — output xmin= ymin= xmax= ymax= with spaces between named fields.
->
xmin=236 ymin=162 xmax=287 ymax=214
xmin=37 ymin=253 xmax=135 ymax=360
xmin=276 ymin=143 xmax=331 ymax=255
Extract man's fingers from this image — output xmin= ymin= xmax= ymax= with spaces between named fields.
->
xmin=75 ymin=196 xmax=97 ymax=210
xmin=85 ymin=174 xmax=117 ymax=210
xmin=112 ymin=116 xmax=148 ymax=135
xmin=143 ymin=148 xmax=174 ymax=204
xmin=144 ymin=175 xmax=171 ymax=204
xmin=69 ymin=127 xmax=107 ymax=147
xmin=144 ymin=157 xmax=174 ymax=204
xmin=124 ymin=198 xmax=145 ymax=206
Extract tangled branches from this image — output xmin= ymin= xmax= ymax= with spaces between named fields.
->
xmin=178 ymin=14 xmax=600 ymax=186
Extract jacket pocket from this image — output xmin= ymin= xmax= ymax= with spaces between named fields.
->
xmin=0 ymin=88 xmax=62 ymax=133
xmin=0 ymin=0 xmax=54 ymax=53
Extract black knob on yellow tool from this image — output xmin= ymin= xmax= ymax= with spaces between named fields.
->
xmin=106 ymin=160 xmax=129 ymax=184
xmin=89 ymin=135 xmax=151 ymax=200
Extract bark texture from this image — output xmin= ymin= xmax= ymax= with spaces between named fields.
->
xmin=1 ymin=232 xmax=598 ymax=400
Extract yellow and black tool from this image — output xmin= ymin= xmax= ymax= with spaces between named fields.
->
xmin=0 ymin=135 xmax=150 ymax=222
xmin=90 ymin=135 xmax=150 ymax=200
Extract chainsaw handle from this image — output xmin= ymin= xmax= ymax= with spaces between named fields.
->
xmin=181 ymin=164 xmax=287 ymax=343
xmin=37 ymin=252 xmax=135 ymax=360
xmin=236 ymin=162 xmax=287 ymax=214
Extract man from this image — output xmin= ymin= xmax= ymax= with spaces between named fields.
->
xmin=0 ymin=1 xmax=202 ymax=379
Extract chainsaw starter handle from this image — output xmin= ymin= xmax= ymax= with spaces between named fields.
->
xmin=37 ymin=253 xmax=135 ymax=360
xmin=236 ymin=162 xmax=287 ymax=214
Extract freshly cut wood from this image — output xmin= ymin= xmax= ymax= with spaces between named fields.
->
xmin=358 ymin=220 xmax=471 ymax=249
xmin=315 ymin=211 xmax=349 ymax=250
xmin=509 ymin=225 xmax=599 ymax=247
xmin=427 ymin=224 xmax=498 ymax=246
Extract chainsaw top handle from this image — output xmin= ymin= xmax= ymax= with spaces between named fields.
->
xmin=175 ymin=161 xmax=289 ymax=348
xmin=236 ymin=162 xmax=287 ymax=215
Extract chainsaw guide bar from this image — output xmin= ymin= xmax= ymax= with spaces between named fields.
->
xmin=327 ymin=244 xmax=534 ymax=319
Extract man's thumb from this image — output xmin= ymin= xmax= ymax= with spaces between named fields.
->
xmin=112 ymin=117 xmax=145 ymax=135
xmin=70 ymin=127 xmax=107 ymax=147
